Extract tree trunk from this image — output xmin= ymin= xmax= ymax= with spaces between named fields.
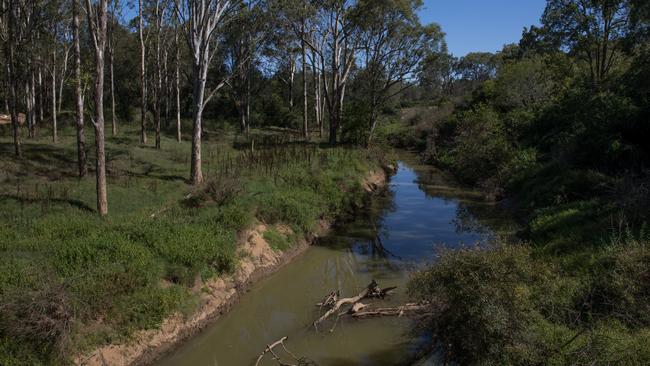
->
xmin=38 ymin=64 xmax=43 ymax=124
xmin=109 ymin=10 xmax=117 ymax=136
xmin=27 ymin=71 xmax=35 ymax=138
xmin=73 ymin=0 xmax=87 ymax=177
xmin=154 ymin=0 xmax=162 ymax=149
xmin=139 ymin=0 xmax=147 ymax=144
xmin=312 ymin=50 xmax=322 ymax=138
xmin=164 ymin=47 xmax=170 ymax=128
xmin=51 ymin=49 xmax=58 ymax=144
xmin=301 ymin=20 xmax=308 ymax=139
xmin=190 ymin=62 xmax=205 ymax=185
xmin=289 ymin=55 xmax=295 ymax=110
xmin=245 ymin=67 xmax=251 ymax=135
xmin=57 ymin=47 xmax=69 ymax=115
xmin=175 ymin=30 xmax=181 ymax=142
xmin=86 ymin=0 xmax=109 ymax=216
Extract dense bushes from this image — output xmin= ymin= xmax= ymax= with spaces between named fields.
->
xmin=409 ymin=240 xmax=650 ymax=365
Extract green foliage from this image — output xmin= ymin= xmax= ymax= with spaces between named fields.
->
xmin=409 ymin=241 xmax=650 ymax=365
xmin=263 ymin=228 xmax=291 ymax=251
xmin=409 ymin=244 xmax=556 ymax=365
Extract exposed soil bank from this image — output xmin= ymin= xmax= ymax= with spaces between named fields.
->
xmin=75 ymin=167 xmax=392 ymax=366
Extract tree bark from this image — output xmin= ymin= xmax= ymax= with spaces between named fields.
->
xmin=190 ymin=61 xmax=205 ymax=185
xmin=73 ymin=0 xmax=87 ymax=177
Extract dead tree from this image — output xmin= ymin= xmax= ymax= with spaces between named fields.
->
xmin=313 ymin=280 xmax=396 ymax=332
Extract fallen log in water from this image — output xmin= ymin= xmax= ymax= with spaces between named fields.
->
xmin=254 ymin=336 xmax=316 ymax=366
xmin=313 ymin=280 xmax=399 ymax=331
xmin=349 ymin=302 xmax=431 ymax=318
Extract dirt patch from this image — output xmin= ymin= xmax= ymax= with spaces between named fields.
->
xmin=75 ymin=169 xmax=389 ymax=366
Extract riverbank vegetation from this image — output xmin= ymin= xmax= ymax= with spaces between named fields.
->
xmin=393 ymin=0 xmax=650 ymax=364
xmin=0 ymin=125 xmax=388 ymax=365
xmin=0 ymin=0 xmax=429 ymax=363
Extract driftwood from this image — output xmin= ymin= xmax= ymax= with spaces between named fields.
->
xmin=313 ymin=280 xmax=398 ymax=331
xmin=254 ymin=336 xmax=316 ymax=366
xmin=349 ymin=302 xmax=431 ymax=318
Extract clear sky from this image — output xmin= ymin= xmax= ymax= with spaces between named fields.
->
xmin=418 ymin=0 xmax=547 ymax=57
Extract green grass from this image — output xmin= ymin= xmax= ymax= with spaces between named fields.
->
xmin=0 ymin=122 xmax=384 ymax=364
xmin=263 ymin=228 xmax=291 ymax=251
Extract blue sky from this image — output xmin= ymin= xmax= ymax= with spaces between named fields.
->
xmin=418 ymin=0 xmax=547 ymax=56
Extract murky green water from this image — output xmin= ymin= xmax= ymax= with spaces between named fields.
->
xmin=156 ymin=152 xmax=515 ymax=366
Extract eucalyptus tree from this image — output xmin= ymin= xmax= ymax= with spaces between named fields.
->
xmin=419 ymin=45 xmax=456 ymax=100
xmin=224 ymin=0 xmax=269 ymax=134
xmin=353 ymin=0 xmax=444 ymax=143
xmin=84 ymin=0 xmax=110 ymax=215
xmin=542 ymin=0 xmax=633 ymax=87
xmin=175 ymin=0 xmax=239 ymax=185
xmin=271 ymin=0 xmax=317 ymax=138
xmin=305 ymin=0 xmax=360 ymax=145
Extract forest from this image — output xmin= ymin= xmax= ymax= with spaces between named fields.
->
xmin=1 ymin=0 xmax=649 ymax=365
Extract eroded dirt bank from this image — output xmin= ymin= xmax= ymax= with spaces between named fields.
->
xmin=76 ymin=167 xmax=392 ymax=366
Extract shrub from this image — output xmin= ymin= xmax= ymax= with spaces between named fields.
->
xmin=408 ymin=244 xmax=555 ymax=365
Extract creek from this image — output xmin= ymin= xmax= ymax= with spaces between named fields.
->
xmin=156 ymin=152 xmax=515 ymax=366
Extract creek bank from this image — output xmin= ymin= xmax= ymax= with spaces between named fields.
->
xmin=75 ymin=166 xmax=393 ymax=366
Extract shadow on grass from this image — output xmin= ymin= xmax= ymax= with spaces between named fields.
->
xmin=0 ymin=194 xmax=95 ymax=213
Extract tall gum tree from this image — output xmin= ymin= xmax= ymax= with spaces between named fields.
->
xmin=85 ymin=0 xmax=109 ymax=216
xmin=353 ymin=0 xmax=444 ymax=144
xmin=303 ymin=0 xmax=359 ymax=145
xmin=175 ymin=0 xmax=237 ymax=185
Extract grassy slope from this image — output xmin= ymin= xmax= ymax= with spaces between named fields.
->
xmin=0 ymin=124 xmax=385 ymax=365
